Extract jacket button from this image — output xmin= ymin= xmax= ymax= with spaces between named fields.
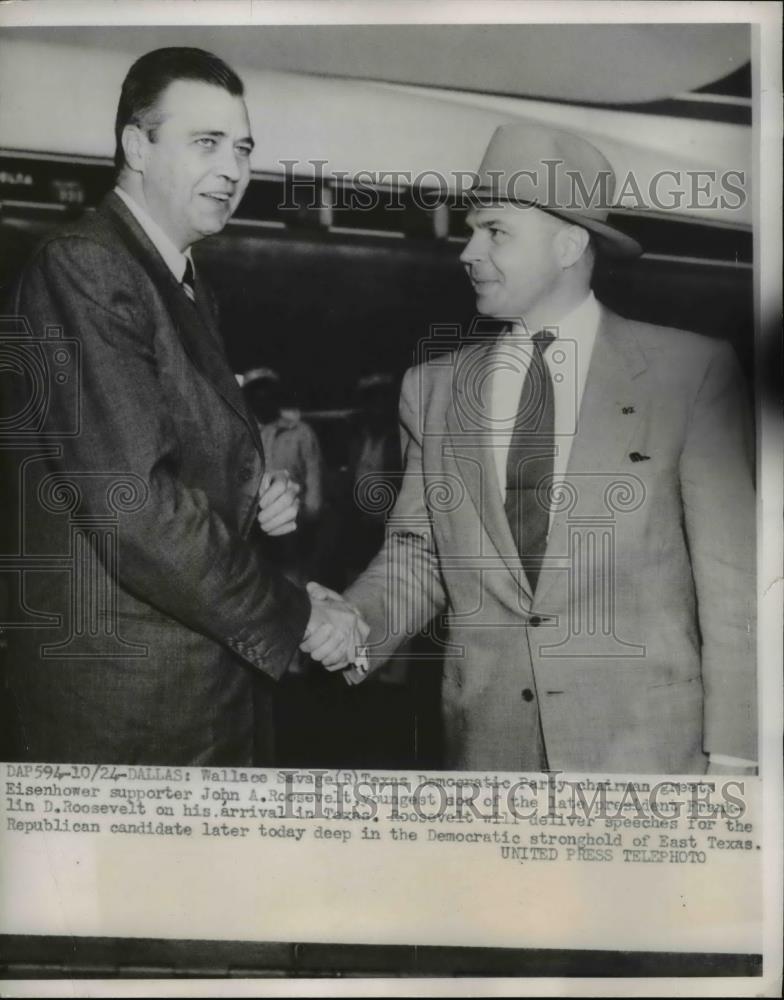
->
xmin=521 ymin=688 xmax=535 ymax=702
xmin=529 ymin=615 xmax=542 ymax=627
xmin=238 ymin=465 xmax=253 ymax=482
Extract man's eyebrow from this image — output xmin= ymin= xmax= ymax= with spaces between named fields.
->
xmin=466 ymin=215 xmax=505 ymax=230
xmin=189 ymin=130 xmax=255 ymax=148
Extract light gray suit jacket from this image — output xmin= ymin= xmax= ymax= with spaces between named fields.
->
xmin=346 ymin=307 xmax=756 ymax=773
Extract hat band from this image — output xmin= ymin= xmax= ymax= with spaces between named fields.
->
xmin=469 ymin=164 xmax=616 ymax=218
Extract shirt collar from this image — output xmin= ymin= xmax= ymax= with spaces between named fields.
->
xmin=507 ymin=291 xmax=599 ymax=343
xmin=552 ymin=291 xmax=600 ymax=343
xmin=114 ymin=186 xmax=193 ymax=284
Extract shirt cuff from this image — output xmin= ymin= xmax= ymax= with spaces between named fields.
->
xmin=708 ymin=753 xmax=758 ymax=768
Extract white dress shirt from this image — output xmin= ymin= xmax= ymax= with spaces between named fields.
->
xmin=489 ymin=291 xmax=600 ymax=522
xmin=114 ymin=186 xmax=194 ymax=284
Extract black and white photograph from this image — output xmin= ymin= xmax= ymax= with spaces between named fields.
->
xmin=0 ymin=0 xmax=781 ymax=993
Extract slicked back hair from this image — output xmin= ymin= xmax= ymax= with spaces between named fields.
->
xmin=114 ymin=47 xmax=244 ymax=173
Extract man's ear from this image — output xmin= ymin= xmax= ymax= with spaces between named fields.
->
xmin=557 ymin=223 xmax=591 ymax=269
xmin=121 ymin=124 xmax=147 ymax=173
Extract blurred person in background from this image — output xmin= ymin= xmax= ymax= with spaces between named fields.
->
xmin=243 ymin=365 xmax=334 ymax=762
xmin=243 ymin=366 xmax=324 ymax=588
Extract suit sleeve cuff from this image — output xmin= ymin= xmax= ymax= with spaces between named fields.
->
xmin=708 ymin=753 xmax=758 ymax=768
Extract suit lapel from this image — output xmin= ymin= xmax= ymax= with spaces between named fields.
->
xmin=189 ymin=269 xmax=264 ymax=453
xmin=445 ymin=342 xmax=535 ymax=603
xmin=99 ymin=193 xmax=262 ymax=453
xmin=535 ymin=308 xmax=647 ymax=609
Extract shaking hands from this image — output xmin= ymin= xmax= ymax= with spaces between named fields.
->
xmin=255 ymin=473 xmax=369 ymax=672
xmin=300 ymin=581 xmax=370 ymax=672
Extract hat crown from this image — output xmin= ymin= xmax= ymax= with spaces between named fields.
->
xmin=471 ymin=122 xmax=641 ymax=257
xmin=476 ymin=122 xmax=617 ymax=218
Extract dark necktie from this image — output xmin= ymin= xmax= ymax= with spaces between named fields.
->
xmin=504 ymin=329 xmax=556 ymax=592
xmin=182 ymin=258 xmax=196 ymax=303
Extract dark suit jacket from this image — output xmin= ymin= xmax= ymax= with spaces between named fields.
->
xmin=346 ymin=307 xmax=757 ymax=773
xmin=3 ymin=192 xmax=310 ymax=765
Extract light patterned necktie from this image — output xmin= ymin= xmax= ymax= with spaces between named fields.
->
xmin=182 ymin=258 xmax=196 ymax=303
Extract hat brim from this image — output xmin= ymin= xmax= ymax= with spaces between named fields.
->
xmin=466 ymin=190 xmax=642 ymax=258
xmin=555 ymin=211 xmax=643 ymax=259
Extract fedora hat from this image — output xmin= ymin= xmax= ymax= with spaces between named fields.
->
xmin=470 ymin=122 xmax=642 ymax=257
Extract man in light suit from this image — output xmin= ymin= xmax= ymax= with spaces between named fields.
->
xmin=2 ymin=47 xmax=364 ymax=765
xmin=317 ymin=123 xmax=756 ymax=775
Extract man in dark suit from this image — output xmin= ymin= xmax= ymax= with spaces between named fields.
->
xmin=313 ymin=123 xmax=757 ymax=775
xmin=3 ymin=47 xmax=364 ymax=765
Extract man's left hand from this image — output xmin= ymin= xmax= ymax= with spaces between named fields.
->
xmin=257 ymin=471 xmax=300 ymax=536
